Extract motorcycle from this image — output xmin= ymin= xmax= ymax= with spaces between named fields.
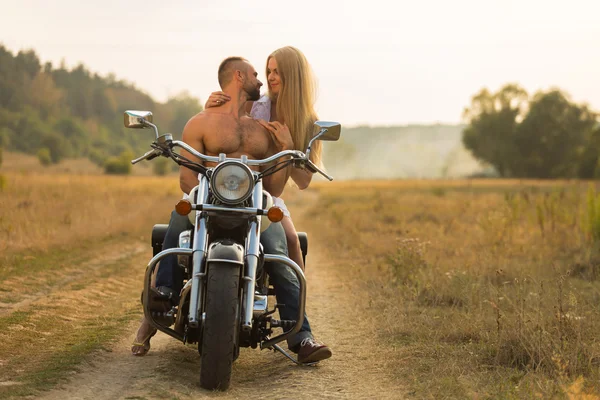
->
xmin=124 ymin=110 xmax=341 ymax=390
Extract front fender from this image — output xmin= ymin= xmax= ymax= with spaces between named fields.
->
xmin=206 ymin=240 xmax=245 ymax=266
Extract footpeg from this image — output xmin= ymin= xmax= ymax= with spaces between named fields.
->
xmin=147 ymin=288 xmax=175 ymax=326
xmin=271 ymin=319 xmax=296 ymax=331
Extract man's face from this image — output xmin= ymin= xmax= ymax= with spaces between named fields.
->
xmin=242 ymin=64 xmax=262 ymax=101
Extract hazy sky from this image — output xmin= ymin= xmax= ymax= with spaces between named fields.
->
xmin=1 ymin=0 xmax=598 ymax=126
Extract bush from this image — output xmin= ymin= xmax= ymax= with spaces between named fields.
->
xmin=41 ymin=132 xmax=71 ymax=164
xmin=37 ymin=148 xmax=52 ymax=166
xmin=88 ymin=149 xmax=106 ymax=167
xmin=104 ymin=151 xmax=132 ymax=175
xmin=152 ymin=157 xmax=169 ymax=176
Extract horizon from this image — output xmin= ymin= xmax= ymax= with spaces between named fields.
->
xmin=1 ymin=0 xmax=599 ymax=126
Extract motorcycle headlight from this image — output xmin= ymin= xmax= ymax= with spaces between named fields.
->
xmin=210 ymin=161 xmax=254 ymax=205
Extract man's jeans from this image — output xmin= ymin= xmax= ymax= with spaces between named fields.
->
xmin=154 ymin=211 xmax=312 ymax=349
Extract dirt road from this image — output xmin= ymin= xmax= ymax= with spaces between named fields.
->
xmin=21 ymin=192 xmax=402 ymax=399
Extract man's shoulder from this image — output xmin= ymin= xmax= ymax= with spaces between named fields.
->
xmin=184 ymin=111 xmax=214 ymax=130
xmin=182 ymin=112 xmax=210 ymax=141
xmin=187 ymin=111 xmax=209 ymax=124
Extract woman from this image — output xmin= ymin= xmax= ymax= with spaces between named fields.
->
xmin=206 ymin=46 xmax=323 ymax=272
xmin=131 ymin=46 xmax=322 ymax=356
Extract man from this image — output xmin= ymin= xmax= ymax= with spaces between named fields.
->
xmin=132 ymin=57 xmax=332 ymax=363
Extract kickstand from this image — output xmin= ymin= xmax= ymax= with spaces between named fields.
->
xmin=271 ymin=343 xmax=319 ymax=366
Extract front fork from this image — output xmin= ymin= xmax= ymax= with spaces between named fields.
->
xmin=188 ymin=176 xmax=209 ymax=328
xmin=242 ymin=182 xmax=263 ymax=331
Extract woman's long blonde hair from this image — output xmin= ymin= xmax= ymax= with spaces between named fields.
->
xmin=267 ymin=46 xmax=323 ymax=167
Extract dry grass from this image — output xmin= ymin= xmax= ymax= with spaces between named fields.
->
xmin=305 ymin=179 xmax=600 ymax=398
xmin=0 ymin=169 xmax=182 ymax=397
xmin=1 ymin=151 xmax=166 ymax=176
xmin=0 ymin=171 xmax=181 ymax=254
xmin=3 ymin=168 xmax=600 ymax=398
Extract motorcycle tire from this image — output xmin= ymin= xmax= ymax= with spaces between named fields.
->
xmin=199 ymin=263 xmax=241 ymax=390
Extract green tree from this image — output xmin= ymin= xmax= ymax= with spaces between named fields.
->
xmin=577 ymin=125 xmax=600 ymax=179
xmin=163 ymin=92 xmax=203 ymax=137
xmin=513 ymin=90 xmax=597 ymax=178
xmin=53 ymin=118 xmax=87 ymax=153
xmin=26 ymin=72 xmax=64 ymax=119
xmin=0 ymin=45 xmax=202 ymax=166
xmin=462 ymin=84 xmax=528 ymax=177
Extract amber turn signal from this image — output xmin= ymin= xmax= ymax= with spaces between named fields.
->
xmin=267 ymin=206 xmax=284 ymax=223
xmin=175 ymin=199 xmax=193 ymax=216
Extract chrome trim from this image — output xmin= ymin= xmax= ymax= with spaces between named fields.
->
xmin=172 ymin=140 xmax=335 ymax=181
xmin=205 ymin=258 xmax=244 ymax=266
xmin=253 ymin=181 xmax=264 ymax=209
xmin=260 ymin=254 xmax=306 ymax=349
xmin=143 ymin=120 xmax=160 ymax=139
xmin=198 ymin=204 xmax=267 ymax=215
xmin=131 ymin=148 xmax=160 ymax=165
xmin=210 ymin=161 xmax=255 ymax=205
xmin=241 ymin=181 xmax=263 ymax=331
xmin=173 ymin=140 xmax=303 ymax=166
xmin=124 ymin=110 xmax=153 ymax=128
xmin=188 ymin=176 xmax=209 ymax=328
xmin=253 ymin=294 xmax=268 ymax=317
xmin=306 ymin=128 xmax=325 ymax=161
xmin=178 ymin=230 xmax=191 ymax=248
xmin=142 ymin=248 xmax=194 ymax=342
xmin=181 ymin=279 xmax=193 ymax=292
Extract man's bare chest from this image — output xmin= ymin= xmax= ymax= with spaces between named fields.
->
xmin=206 ymin=120 xmax=271 ymax=159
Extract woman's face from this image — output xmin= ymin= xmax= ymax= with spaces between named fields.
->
xmin=267 ymin=57 xmax=281 ymax=96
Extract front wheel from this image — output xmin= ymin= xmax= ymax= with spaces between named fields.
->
xmin=199 ymin=263 xmax=241 ymax=390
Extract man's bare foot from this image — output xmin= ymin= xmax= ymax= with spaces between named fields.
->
xmin=131 ymin=318 xmax=157 ymax=356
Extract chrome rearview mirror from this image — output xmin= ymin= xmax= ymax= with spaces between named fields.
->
xmin=124 ymin=110 xmax=153 ymax=129
xmin=306 ymin=121 xmax=342 ymax=162
xmin=313 ymin=121 xmax=341 ymax=141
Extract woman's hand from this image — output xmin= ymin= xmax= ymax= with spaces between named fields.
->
xmin=204 ymin=91 xmax=231 ymax=109
xmin=257 ymin=120 xmax=294 ymax=151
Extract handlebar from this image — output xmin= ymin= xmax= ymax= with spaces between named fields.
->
xmin=171 ymin=140 xmax=333 ymax=181
xmin=172 ymin=140 xmax=302 ymax=166
xmin=130 ymin=136 xmax=333 ymax=181
xmin=131 ymin=148 xmax=162 ymax=165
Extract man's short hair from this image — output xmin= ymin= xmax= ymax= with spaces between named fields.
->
xmin=218 ymin=57 xmax=249 ymax=88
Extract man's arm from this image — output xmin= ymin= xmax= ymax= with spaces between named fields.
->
xmin=179 ymin=116 xmax=205 ymax=195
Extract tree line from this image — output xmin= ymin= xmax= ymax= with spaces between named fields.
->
xmin=0 ymin=44 xmax=202 ymax=173
xmin=462 ymin=84 xmax=600 ymax=179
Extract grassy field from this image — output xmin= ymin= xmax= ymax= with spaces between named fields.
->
xmin=2 ymin=168 xmax=600 ymax=398
xmin=301 ymin=179 xmax=600 ymax=398
xmin=0 ymin=170 xmax=181 ymax=397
